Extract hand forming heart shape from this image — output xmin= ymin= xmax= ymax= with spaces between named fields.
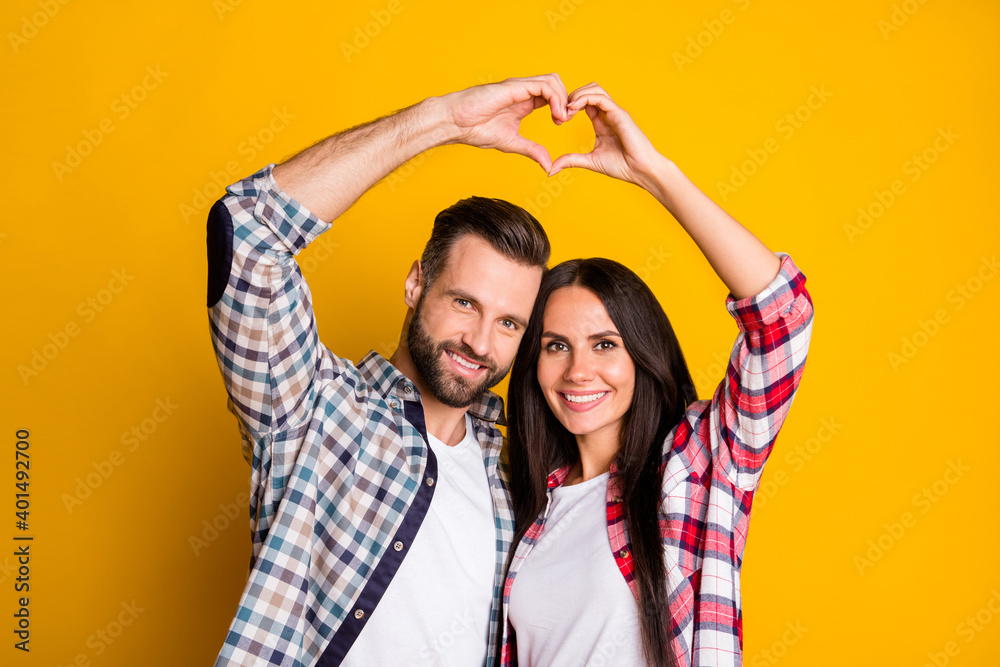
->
xmin=446 ymin=75 xmax=663 ymax=188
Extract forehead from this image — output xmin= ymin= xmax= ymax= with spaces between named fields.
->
xmin=543 ymin=286 xmax=616 ymax=334
xmin=433 ymin=235 xmax=543 ymax=315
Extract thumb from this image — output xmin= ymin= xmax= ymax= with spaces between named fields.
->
xmin=507 ymin=135 xmax=553 ymax=173
xmin=549 ymin=152 xmax=594 ymax=176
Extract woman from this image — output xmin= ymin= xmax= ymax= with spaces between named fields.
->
xmin=499 ymin=84 xmax=814 ymax=666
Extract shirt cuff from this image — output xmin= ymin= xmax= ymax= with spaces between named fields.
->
xmin=227 ymin=163 xmax=332 ymax=255
xmin=725 ymin=253 xmax=807 ymax=332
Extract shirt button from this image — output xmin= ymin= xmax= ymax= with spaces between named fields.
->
xmin=619 ymin=549 xmax=629 ymax=559
xmin=354 ymin=609 xmax=365 ymax=620
xmin=389 ymin=400 xmax=398 ymax=409
xmin=425 ymin=476 xmax=435 ymax=487
xmin=404 ymin=384 xmax=412 ymax=394
xmin=393 ymin=541 xmax=404 ymax=552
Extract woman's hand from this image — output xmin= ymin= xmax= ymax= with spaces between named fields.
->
xmin=548 ymin=83 xmax=665 ymax=189
xmin=552 ymin=82 xmax=781 ymax=299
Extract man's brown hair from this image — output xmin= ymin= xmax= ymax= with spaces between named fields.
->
xmin=420 ymin=197 xmax=550 ymax=288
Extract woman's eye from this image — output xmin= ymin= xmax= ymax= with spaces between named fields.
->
xmin=545 ymin=341 xmax=567 ymax=352
xmin=596 ymin=340 xmax=616 ymax=351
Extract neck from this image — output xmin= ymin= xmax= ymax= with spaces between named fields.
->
xmin=390 ymin=334 xmax=470 ymax=447
xmin=566 ymin=428 xmax=620 ymax=485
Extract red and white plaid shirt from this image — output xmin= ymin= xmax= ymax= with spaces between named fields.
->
xmin=498 ymin=253 xmax=814 ymax=666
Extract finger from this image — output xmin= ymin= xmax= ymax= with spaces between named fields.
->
xmin=567 ymin=93 xmax=631 ymax=128
xmin=525 ymin=91 xmax=559 ymax=124
xmin=566 ymin=81 xmax=599 ymax=98
xmin=565 ymin=93 xmax=618 ymax=133
xmin=567 ymin=91 xmax=617 ymax=113
xmin=497 ymin=76 xmax=562 ymax=118
xmin=567 ymin=84 xmax=619 ymax=115
xmin=567 ymin=82 xmax=609 ymax=105
xmin=539 ymin=72 xmax=568 ymax=100
xmin=520 ymin=76 xmax=569 ymax=122
xmin=538 ymin=73 xmax=569 ymax=121
xmin=549 ymin=72 xmax=572 ymax=125
xmin=549 ymin=151 xmax=594 ymax=176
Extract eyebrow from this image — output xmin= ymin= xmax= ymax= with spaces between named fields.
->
xmin=444 ymin=289 xmax=529 ymax=329
xmin=541 ymin=330 xmax=622 ymax=340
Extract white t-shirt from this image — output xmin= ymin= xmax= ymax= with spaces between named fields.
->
xmin=508 ymin=472 xmax=645 ymax=667
xmin=342 ymin=413 xmax=497 ymax=666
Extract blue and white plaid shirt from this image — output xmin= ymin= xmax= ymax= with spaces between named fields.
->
xmin=206 ymin=164 xmax=515 ymax=666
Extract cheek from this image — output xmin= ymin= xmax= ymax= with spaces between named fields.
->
xmin=422 ymin=303 xmax=462 ymax=338
xmin=535 ymin=359 xmax=560 ymax=394
xmin=494 ymin=338 xmax=521 ymax=366
xmin=609 ymin=361 xmax=636 ymax=401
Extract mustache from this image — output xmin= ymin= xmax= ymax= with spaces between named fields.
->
xmin=440 ymin=341 xmax=496 ymax=370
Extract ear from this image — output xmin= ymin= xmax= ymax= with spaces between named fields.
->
xmin=403 ymin=260 xmax=424 ymax=309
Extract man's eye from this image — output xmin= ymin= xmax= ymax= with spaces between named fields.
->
xmin=500 ymin=319 xmax=517 ymax=330
xmin=456 ymin=299 xmax=471 ymax=308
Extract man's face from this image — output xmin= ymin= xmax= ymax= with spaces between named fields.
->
xmin=407 ymin=235 xmax=543 ymax=408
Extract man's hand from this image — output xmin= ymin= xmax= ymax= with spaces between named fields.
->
xmin=548 ymin=83 xmax=663 ymax=189
xmin=441 ymin=74 xmax=570 ymax=173
xmin=273 ymin=74 xmax=570 ymax=222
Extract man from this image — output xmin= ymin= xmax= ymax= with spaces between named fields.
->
xmin=206 ymin=74 xmax=571 ymax=666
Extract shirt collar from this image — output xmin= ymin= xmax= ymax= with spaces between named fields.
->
xmin=357 ymin=350 xmax=507 ymax=427
xmin=546 ymin=464 xmax=573 ymax=489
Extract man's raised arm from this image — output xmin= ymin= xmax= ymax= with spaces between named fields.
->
xmin=272 ymin=74 xmax=571 ymax=222
xmin=207 ymin=75 xmax=568 ymax=438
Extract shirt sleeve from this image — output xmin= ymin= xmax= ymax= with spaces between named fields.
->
xmin=700 ymin=253 xmax=813 ymax=491
xmin=206 ymin=163 xmax=334 ymax=438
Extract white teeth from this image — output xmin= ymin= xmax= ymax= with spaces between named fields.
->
xmin=447 ymin=351 xmax=482 ymax=370
xmin=563 ymin=392 xmax=608 ymax=404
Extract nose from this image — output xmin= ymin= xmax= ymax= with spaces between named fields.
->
xmin=461 ymin=317 xmax=494 ymax=360
xmin=564 ymin=351 xmax=595 ymax=384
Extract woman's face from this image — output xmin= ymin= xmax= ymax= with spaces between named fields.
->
xmin=536 ymin=286 xmax=636 ymax=445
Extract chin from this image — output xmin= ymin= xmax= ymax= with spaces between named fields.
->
xmin=564 ymin=421 xmax=599 ymax=437
xmin=548 ymin=410 xmax=591 ymax=437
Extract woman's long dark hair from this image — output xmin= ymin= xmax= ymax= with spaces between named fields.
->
xmin=506 ymin=258 xmax=696 ymax=667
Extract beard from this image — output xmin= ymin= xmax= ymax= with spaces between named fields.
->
xmin=406 ymin=297 xmax=511 ymax=408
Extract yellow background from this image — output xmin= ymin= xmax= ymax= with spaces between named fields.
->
xmin=3 ymin=0 xmax=999 ymax=664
